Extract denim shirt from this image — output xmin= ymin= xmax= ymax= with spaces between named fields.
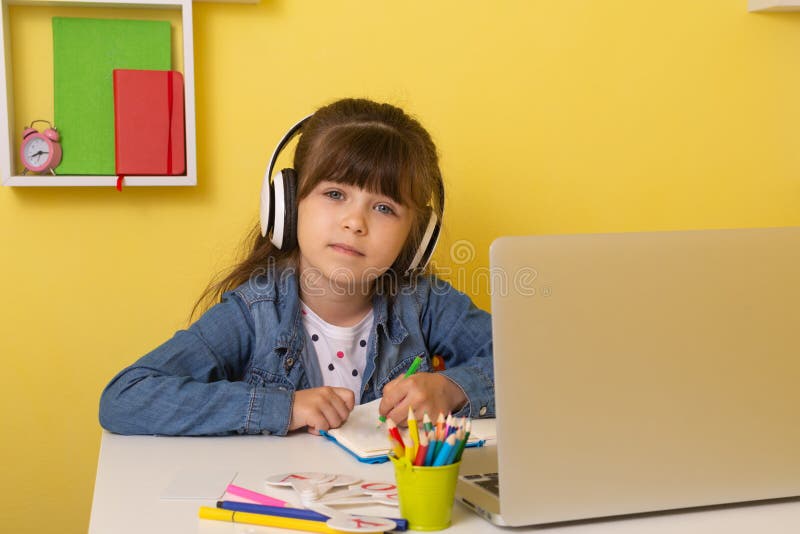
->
xmin=99 ymin=269 xmax=495 ymax=436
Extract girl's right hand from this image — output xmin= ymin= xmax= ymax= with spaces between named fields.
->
xmin=289 ymin=387 xmax=355 ymax=435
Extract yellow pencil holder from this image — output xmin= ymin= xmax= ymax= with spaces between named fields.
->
xmin=391 ymin=456 xmax=462 ymax=531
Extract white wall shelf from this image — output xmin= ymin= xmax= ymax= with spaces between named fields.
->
xmin=749 ymin=0 xmax=800 ymax=11
xmin=0 ymin=0 xmax=201 ymax=187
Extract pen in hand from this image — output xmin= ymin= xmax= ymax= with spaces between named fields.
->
xmin=377 ymin=355 xmax=424 ymax=427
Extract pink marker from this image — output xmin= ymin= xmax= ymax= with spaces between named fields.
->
xmin=225 ymin=484 xmax=289 ymax=507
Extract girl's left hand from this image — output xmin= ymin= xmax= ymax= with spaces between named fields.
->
xmin=378 ymin=372 xmax=467 ymax=426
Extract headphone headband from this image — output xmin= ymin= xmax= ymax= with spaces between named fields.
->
xmin=265 ymin=115 xmax=312 ymax=187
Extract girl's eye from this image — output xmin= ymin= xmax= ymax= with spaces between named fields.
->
xmin=375 ymin=203 xmax=396 ymax=216
xmin=325 ymin=190 xmax=344 ymax=200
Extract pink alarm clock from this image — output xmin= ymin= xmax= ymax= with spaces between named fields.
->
xmin=20 ymin=120 xmax=62 ymax=175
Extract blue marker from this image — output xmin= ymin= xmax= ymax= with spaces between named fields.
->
xmin=218 ymin=501 xmax=327 ymax=521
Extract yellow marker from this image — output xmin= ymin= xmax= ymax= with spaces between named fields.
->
xmin=407 ymin=405 xmax=420 ymax=460
xmin=199 ymin=506 xmax=347 ymax=533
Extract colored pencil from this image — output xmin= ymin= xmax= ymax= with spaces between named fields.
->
xmin=407 ymin=406 xmax=419 ymax=459
xmin=424 ymin=430 xmax=437 ymax=466
xmin=413 ymin=429 xmax=429 ymax=466
xmin=386 ymin=419 xmax=404 ymax=446
xmin=435 ymin=413 xmax=446 ymax=441
xmin=445 ymin=428 xmax=464 ymax=465
xmin=388 ymin=435 xmax=405 ymax=459
xmin=454 ymin=419 xmax=471 ymax=462
xmin=422 ymin=412 xmax=433 ymax=434
xmin=403 ymin=435 xmax=415 ymax=459
xmin=432 ymin=434 xmax=457 ymax=466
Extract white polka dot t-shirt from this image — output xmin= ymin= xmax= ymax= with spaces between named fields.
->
xmin=300 ymin=301 xmax=373 ymax=404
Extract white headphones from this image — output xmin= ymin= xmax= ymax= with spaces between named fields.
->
xmin=260 ymin=114 xmax=444 ymax=274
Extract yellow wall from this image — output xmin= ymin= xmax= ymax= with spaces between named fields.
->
xmin=1 ymin=1 xmax=799 ymax=532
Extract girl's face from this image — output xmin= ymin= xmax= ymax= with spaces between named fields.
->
xmin=296 ymin=180 xmax=414 ymax=292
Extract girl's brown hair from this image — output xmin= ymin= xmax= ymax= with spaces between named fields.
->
xmin=192 ymin=98 xmax=444 ymax=319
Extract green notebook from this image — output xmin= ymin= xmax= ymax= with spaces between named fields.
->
xmin=53 ymin=17 xmax=171 ymax=175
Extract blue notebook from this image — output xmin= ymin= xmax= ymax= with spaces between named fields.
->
xmin=320 ymin=399 xmax=494 ymax=464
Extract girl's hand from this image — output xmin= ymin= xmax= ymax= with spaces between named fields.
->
xmin=290 ymin=387 xmax=355 ymax=435
xmin=378 ymin=372 xmax=467 ymax=426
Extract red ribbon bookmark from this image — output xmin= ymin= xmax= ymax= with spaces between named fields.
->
xmin=116 ymin=176 xmax=125 ymax=191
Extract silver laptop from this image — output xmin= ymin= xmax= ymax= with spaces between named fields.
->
xmin=455 ymin=227 xmax=800 ymax=526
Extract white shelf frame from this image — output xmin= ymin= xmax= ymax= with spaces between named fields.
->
xmin=749 ymin=0 xmax=800 ymax=11
xmin=0 ymin=0 xmax=197 ymax=187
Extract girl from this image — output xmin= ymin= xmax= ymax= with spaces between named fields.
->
xmin=99 ymin=98 xmax=495 ymax=436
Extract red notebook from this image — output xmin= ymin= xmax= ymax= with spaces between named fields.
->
xmin=113 ymin=69 xmax=185 ymax=175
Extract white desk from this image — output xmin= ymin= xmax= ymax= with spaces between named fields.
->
xmin=89 ymin=431 xmax=800 ymax=534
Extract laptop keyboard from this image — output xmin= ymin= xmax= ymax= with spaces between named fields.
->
xmin=462 ymin=472 xmax=499 ymax=496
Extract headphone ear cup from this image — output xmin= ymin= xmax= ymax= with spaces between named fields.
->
xmin=262 ymin=115 xmax=309 ymax=240
xmin=278 ymin=168 xmax=299 ymax=251
xmin=260 ymin=168 xmax=275 ymax=238
xmin=269 ymin=170 xmax=286 ymax=247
